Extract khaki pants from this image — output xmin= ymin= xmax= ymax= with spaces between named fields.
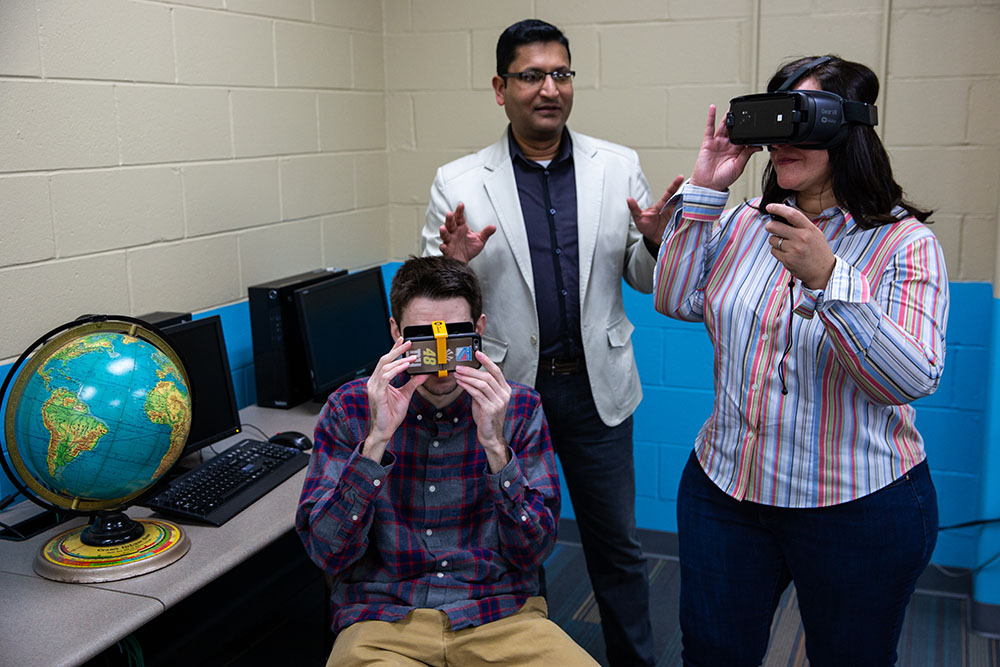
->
xmin=326 ymin=597 xmax=599 ymax=666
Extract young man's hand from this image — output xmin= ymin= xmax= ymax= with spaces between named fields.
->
xmin=363 ymin=337 xmax=427 ymax=463
xmin=454 ymin=351 xmax=512 ymax=474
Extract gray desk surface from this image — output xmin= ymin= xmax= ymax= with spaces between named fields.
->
xmin=0 ymin=402 xmax=323 ymax=667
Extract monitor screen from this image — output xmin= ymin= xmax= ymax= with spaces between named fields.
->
xmin=295 ymin=267 xmax=393 ymax=398
xmin=160 ymin=315 xmax=241 ymax=456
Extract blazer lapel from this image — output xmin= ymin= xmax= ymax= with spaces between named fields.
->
xmin=483 ymin=136 xmax=535 ymax=294
xmin=572 ymin=131 xmax=604 ymax=302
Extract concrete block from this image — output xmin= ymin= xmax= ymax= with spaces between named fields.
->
xmin=933 ymin=470 xmax=982 ymax=528
xmin=761 ymin=0 xmax=883 ymax=13
xmin=945 ymin=282 xmax=992 ymax=348
xmin=536 ymin=0 xmax=666 ymax=22
xmin=603 ymin=22 xmax=745 ymax=87
xmin=0 ymin=254 xmax=131 ymax=360
xmin=891 ymin=147 xmax=1000 ymax=215
xmin=668 ymin=0 xmax=753 ymax=19
xmin=319 ymin=92 xmax=386 ymax=151
xmin=948 ymin=345 xmax=990 ymax=412
xmin=174 ymin=7 xmax=274 ymax=86
xmin=384 ymin=0 xmax=411 ymax=33
xmin=472 ymin=30 xmax=499 ymax=89
xmin=129 ymin=236 xmax=241 ymax=314
xmin=758 ymin=14 xmax=882 ymax=82
xmin=315 ymin=0 xmax=383 ymax=31
xmin=890 ymin=8 xmax=1000 ymax=78
xmin=411 ymin=0 xmax=530 ymax=30
xmin=37 ymin=0 xmax=173 ymax=83
xmin=352 ymin=32 xmax=385 ymax=91
xmin=279 ymin=153 xmax=356 ymax=219
xmin=196 ymin=300 xmax=253 ymax=369
xmin=633 ymin=327 xmax=665 ymax=386
xmin=633 ymin=148 xmax=701 ymax=203
xmin=0 ymin=174 xmax=54 ymax=266
xmin=323 ymin=208 xmax=391 ymax=269
xmin=635 ymin=441 xmax=659 ymax=499
xmin=560 ymin=26 xmax=598 ymax=90
xmin=388 ymin=149 xmax=466 ymax=204
xmin=634 ymin=386 xmax=713 ymax=445
xmin=635 ymin=496 xmax=676 ymax=533
xmin=917 ymin=407 xmax=983 ymax=476
xmin=969 ymin=79 xmax=1000 ymax=146
xmin=0 ymin=0 xmax=42 ymax=77
xmin=238 ymin=219 xmax=324 ymax=291
xmin=387 ymin=93 xmax=416 ymax=149
xmin=931 ymin=531 xmax=977 ymax=570
xmin=232 ymin=89 xmax=319 ymax=158
xmin=926 ymin=214 xmax=960 ymax=283
xmin=385 ymin=33 xmax=469 ymax=91
xmin=389 ymin=204 xmax=422 ymax=259
xmin=165 ymin=0 xmax=223 ymax=7
xmin=355 ymin=152 xmax=389 ymax=209
xmin=961 ymin=215 xmax=999 ymax=284
xmin=884 ymin=78 xmax=969 ymax=146
xmin=663 ymin=329 xmax=715 ymax=390
xmin=413 ymin=91 xmax=504 ymax=149
xmin=571 ymin=88 xmax=668 ymax=149
xmin=117 ymin=85 xmax=231 ymax=164
xmin=658 ymin=444 xmax=693 ymax=501
xmin=227 ymin=0 xmax=311 ymax=21
xmin=275 ymin=22 xmax=353 ymax=89
xmin=667 ymin=85 xmax=754 ymax=148
xmin=182 ymin=159 xmax=281 ymax=235
xmin=50 ymin=166 xmax=184 ymax=256
xmin=0 ymin=80 xmax=118 ymax=172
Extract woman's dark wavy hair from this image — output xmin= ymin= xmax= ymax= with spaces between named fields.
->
xmin=759 ymin=55 xmax=932 ymax=228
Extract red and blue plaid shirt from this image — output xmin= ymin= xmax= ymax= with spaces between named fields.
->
xmin=296 ymin=377 xmax=560 ymax=633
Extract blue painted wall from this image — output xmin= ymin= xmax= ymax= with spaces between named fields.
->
xmin=1 ymin=270 xmax=997 ymax=602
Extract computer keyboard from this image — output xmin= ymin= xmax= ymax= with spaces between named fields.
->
xmin=144 ymin=439 xmax=309 ymax=526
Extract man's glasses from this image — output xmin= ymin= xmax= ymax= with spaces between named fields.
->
xmin=501 ymin=69 xmax=576 ymax=86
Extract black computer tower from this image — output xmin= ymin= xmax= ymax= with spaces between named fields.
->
xmin=249 ymin=268 xmax=346 ymax=408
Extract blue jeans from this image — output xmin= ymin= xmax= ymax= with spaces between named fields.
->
xmin=535 ymin=369 xmax=655 ymax=667
xmin=677 ymin=451 xmax=938 ymax=667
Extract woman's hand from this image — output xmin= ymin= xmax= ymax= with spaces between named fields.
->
xmin=690 ymin=105 xmax=761 ymax=192
xmin=765 ymin=203 xmax=836 ymax=290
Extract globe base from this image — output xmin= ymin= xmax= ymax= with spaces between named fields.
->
xmin=33 ymin=518 xmax=190 ymax=583
xmin=80 ymin=511 xmax=146 ymax=546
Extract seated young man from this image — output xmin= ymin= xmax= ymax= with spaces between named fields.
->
xmin=296 ymin=256 xmax=597 ymax=666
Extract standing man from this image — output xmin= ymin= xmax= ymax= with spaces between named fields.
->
xmin=422 ymin=19 xmax=682 ymax=667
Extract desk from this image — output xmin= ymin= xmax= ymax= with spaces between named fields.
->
xmin=0 ymin=402 xmax=325 ymax=667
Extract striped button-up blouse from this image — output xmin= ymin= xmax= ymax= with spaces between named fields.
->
xmin=653 ymin=183 xmax=949 ymax=508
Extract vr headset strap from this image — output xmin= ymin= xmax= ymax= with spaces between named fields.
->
xmin=776 ymin=56 xmax=833 ymax=91
xmin=843 ymin=101 xmax=878 ymax=127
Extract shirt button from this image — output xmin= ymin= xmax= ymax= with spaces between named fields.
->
xmin=373 ymin=478 xmax=381 ymax=487
xmin=761 ymin=334 xmax=769 ymax=341
xmin=453 ymin=417 xmax=459 ymax=423
xmin=549 ymin=208 xmax=556 ymax=215
xmin=351 ymin=514 xmax=359 ymax=522
xmin=750 ymin=383 xmax=758 ymax=392
xmin=435 ymin=411 xmax=443 ymax=419
xmin=429 ymin=485 xmax=436 ymax=493
xmin=441 ymin=560 xmax=448 ymax=567
xmin=521 ymin=515 xmax=528 ymax=522
xmin=561 ymin=289 xmax=568 ymax=296
xmin=432 ymin=440 xmax=440 ymax=448
xmin=544 ymin=170 xmax=550 ymax=176
xmin=426 ymin=528 xmax=433 ymax=536
xmin=555 ymin=248 xmax=562 ymax=255
xmin=503 ymin=480 xmax=511 ymax=488
xmin=416 ymin=414 xmax=423 ymax=421
xmin=437 ymin=572 xmax=444 ymax=578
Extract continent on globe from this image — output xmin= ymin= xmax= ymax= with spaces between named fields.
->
xmin=145 ymin=380 xmax=191 ymax=479
xmin=41 ymin=387 xmax=109 ymax=479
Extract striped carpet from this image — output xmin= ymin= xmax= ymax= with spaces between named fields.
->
xmin=544 ymin=540 xmax=1000 ymax=667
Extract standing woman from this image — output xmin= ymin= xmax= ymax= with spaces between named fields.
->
xmin=653 ymin=56 xmax=948 ymax=666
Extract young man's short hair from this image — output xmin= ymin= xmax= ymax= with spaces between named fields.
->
xmin=389 ymin=256 xmax=483 ymax=323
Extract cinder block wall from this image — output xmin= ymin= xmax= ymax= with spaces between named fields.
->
xmin=0 ymin=0 xmax=388 ymax=362
xmin=385 ymin=0 xmax=1000 ymax=287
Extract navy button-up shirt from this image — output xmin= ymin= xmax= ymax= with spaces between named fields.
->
xmin=508 ymin=127 xmax=583 ymax=360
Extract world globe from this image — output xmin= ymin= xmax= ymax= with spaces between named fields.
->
xmin=1 ymin=316 xmax=194 ymax=582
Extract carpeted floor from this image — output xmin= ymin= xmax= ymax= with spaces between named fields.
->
xmin=544 ymin=540 xmax=1000 ymax=667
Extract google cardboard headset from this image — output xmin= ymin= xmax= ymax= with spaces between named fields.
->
xmin=725 ymin=56 xmax=878 ymax=149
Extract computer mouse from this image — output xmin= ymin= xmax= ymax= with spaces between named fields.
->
xmin=269 ymin=430 xmax=312 ymax=451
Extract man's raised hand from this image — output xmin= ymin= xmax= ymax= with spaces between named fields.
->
xmin=439 ymin=202 xmax=497 ymax=263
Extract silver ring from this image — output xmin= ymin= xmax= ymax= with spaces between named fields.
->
xmin=776 ymin=237 xmax=784 ymax=250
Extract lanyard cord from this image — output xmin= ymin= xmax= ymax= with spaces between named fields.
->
xmin=777 ymin=276 xmax=796 ymax=395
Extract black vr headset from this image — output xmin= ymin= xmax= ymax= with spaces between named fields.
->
xmin=725 ymin=56 xmax=878 ymax=149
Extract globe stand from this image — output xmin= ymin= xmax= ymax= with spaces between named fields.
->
xmin=33 ymin=512 xmax=190 ymax=584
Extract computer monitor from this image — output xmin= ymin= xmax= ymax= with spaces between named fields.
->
xmin=294 ymin=267 xmax=393 ymax=399
xmin=160 ymin=315 xmax=242 ymax=457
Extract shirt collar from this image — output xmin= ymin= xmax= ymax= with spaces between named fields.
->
xmin=507 ymin=125 xmax=573 ymax=168
xmin=782 ymin=194 xmax=854 ymax=237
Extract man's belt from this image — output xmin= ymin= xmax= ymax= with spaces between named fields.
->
xmin=538 ymin=357 xmax=585 ymax=376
